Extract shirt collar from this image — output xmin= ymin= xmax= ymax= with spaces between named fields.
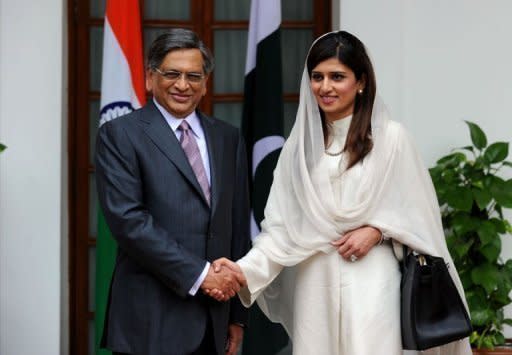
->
xmin=330 ymin=115 xmax=352 ymax=137
xmin=153 ymin=97 xmax=203 ymax=139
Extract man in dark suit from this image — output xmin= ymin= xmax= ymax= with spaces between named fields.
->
xmin=95 ymin=29 xmax=250 ymax=355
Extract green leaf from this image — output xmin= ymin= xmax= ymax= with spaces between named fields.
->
xmin=480 ymin=237 xmax=501 ymax=263
xmin=466 ymin=166 xmax=486 ymax=184
xmin=429 ymin=166 xmax=441 ymax=181
xmin=505 ymin=220 xmax=512 ymax=234
xmin=487 ymin=176 xmax=512 ymax=208
xmin=453 ymin=239 xmax=474 ymax=258
xmin=435 ymin=155 xmax=452 ymax=166
xmin=490 ymin=218 xmax=507 ymax=233
xmin=495 ymin=180 xmax=512 ymax=208
xmin=482 ymin=335 xmax=496 ymax=349
xmin=475 ymin=156 xmax=486 ymax=169
xmin=472 ymin=180 xmax=485 ymax=189
xmin=436 ymin=152 xmax=466 ymax=168
xmin=484 ymin=142 xmax=509 ymax=164
xmin=473 ymin=187 xmax=492 ymax=210
xmin=457 ymin=145 xmax=474 ymax=153
xmin=477 ymin=221 xmax=497 ymax=245
xmin=451 ymin=213 xmax=476 ymax=236
xmin=483 ymin=174 xmax=501 ymax=189
xmin=471 ymin=307 xmax=495 ymax=326
xmin=465 ymin=121 xmax=487 ymax=149
xmin=503 ymin=161 xmax=512 ymax=168
xmin=469 ymin=331 xmax=479 ymax=345
xmin=441 ymin=169 xmax=459 ymax=184
xmin=495 ymin=332 xmax=506 ymax=345
xmin=505 ymin=260 xmax=512 ymax=273
xmin=494 ymin=272 xmax=512 ymax=306
xmin=445 ymin=186 xmax=473 ymax=212
xmin=445 ymin=234 xmax=456 ymax=253
xmin=502 ymin=318 xmax=512 ymax=326
xmin=0 ymin=143 xmax=6 ymax=153
xmin=466 ymin=286 xmax=488 ymax=309
xmin=471 ymin=263 xmax=500 ymax=294
xmin=496 ymin=309 xmax=505 ymax=323
xmin=459 ymin=269 xmax=474 ymax=290
xmin=496 ymin=204 xmax=504 ymax=219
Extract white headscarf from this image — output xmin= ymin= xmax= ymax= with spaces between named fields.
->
xmin=252 ymin=32 xmax=425 ymax=263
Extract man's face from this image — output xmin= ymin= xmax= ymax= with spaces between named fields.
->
xmin=146 ymin=48 xmax=208 ymax=118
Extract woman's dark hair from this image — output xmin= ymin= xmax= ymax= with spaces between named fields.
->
xmin=146 ymin=28 xmax=214 ymax=74
xmin=307 ymin=31 xmax=376 ymax=170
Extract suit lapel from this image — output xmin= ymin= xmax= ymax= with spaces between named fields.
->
xmin=140 ymin=101 xmax=208 ymax=205
xmin=199 ymin=111 xmax=222 ymax=215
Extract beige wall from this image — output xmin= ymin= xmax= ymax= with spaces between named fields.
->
xmin=338 ymin=0 xmax=512 ymax=340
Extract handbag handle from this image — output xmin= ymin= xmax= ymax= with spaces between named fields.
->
xmin=402 ymin=245 xmax=428 ymax=272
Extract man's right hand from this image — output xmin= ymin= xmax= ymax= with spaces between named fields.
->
xmin=200 ymin=261 xmax=246 ymax=301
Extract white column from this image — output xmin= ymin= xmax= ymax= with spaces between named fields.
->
xmin=0 ymin=0 xmax=67 ymax=354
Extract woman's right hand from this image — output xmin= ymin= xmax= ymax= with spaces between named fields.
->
xmin=203 ymin=258 xmax=246 ymax=301
xmin=331 ymin=226 xmax=382 ymax=262
xmin=212 ymin=257 xmax=243 ymax=274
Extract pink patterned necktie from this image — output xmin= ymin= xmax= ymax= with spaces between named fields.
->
xmin=178 ymin=120 xmax=210 ymax=205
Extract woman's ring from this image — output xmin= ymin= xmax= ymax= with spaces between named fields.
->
xmin=350 ymin=254 xmax=358 ymax=262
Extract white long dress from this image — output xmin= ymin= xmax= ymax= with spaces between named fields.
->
xmin=237 ymin=116 xmax=472 ymax=355
xmin=238 ymin=116 xmax=402 ymax=354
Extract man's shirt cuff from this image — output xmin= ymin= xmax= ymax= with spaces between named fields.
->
xmin=189 ymin=261 xmax=210 ymax=296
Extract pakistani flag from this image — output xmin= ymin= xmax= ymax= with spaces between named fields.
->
xmin=95 ymin=0 xmax=146 ymax=354
xmin=241 ymin=0 xmax=290 ymax=354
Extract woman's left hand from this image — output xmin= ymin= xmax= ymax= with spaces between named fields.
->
xmin=331 ymin=226 xmax=382 ymax=262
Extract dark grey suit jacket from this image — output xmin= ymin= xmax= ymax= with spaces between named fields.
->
xmin=95 ymin=100 xmax=250 ymax=355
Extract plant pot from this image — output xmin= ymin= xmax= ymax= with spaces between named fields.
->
xmin=473 ymin=345 xmax=512 ymax=354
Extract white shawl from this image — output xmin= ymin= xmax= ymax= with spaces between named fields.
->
xmin=238 ymin=33 xmax=471 ymax=355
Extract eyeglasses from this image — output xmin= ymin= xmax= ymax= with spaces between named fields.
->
xmin=152 ymin=67 xmax=205 ymax=84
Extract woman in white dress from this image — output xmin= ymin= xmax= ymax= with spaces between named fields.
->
xmin=210 ymin=31 xmax=472 ymax=355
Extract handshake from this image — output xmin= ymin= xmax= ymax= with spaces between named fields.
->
xmin=200 ymin=258 xmax=246 ymax=302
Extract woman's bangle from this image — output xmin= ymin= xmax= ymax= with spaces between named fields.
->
xmin=377 ymin=230 xmax=384 ymax=245
xmin=378 ymin=230 xmax=390 ymax=245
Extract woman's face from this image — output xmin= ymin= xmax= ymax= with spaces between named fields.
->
xmin=310 ymin=57 xmax=364 ymax=122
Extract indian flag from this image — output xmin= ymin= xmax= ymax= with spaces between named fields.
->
xmin=241 ymin=0 xmax=289 ymax=354
xmin=95 ymin=1 xmax=145 ymax=354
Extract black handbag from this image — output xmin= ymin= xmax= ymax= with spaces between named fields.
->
xmin=400 ymin=245 xmax=472 ymax=350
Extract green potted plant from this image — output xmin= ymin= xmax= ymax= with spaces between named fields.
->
xmin=429 ymin=121 xmax=512 ymax=352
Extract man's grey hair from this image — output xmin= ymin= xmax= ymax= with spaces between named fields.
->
xmin=146 ymin=28 xmax=214 ymax=74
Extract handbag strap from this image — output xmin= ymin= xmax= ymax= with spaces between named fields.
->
xmin=401 ymin=244 xmax=408 ymax=272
